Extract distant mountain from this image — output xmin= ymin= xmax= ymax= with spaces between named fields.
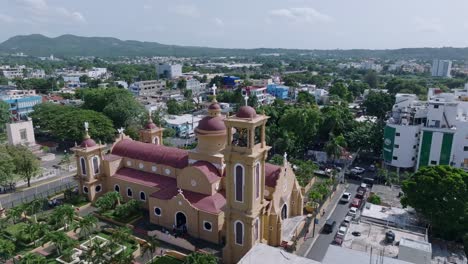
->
xmin=1 ymin=34 xmax=468 ymax=59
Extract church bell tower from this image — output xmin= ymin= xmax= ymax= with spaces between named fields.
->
xmin=222 ymin=99 xmax=270 ymax=264
xmin=71 ymin=122 xmax=106 ymax=202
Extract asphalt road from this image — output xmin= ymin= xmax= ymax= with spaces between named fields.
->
xmin=0 ymin=174 xmax=76 ymax=208
xmin=305 ymin=182 xmax=359 ymax=262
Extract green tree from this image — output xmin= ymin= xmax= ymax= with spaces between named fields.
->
xmin=0 ymin=101 xmax=10 ymax=130
xmin=363 ymin=91 xmax=394 ymax=120
xmin=102 ymin=95 xmax=145 ymax=128
xmin=42 ymin=231 xmax=75 ymax=256
xmin=6 ymin=145 xmax=41 ymax=187
xmin=364 ymin=70 xmax=378 ymax=88
xmin=51 ymin=205 xmax=75 ymax=230
xmin=324 ymin=134 xmax=346 ymax=163
xmin=177 ymin=79 xmax=187 ymax=89
xmin=95 ymin=191 xmax=122 ymax=212
xmin=329 ymin=82 xmax=351 ymax=101
xmin=142 ymin=235 xmax=159 ymax=262
xmin=347 ymin=81 xmax=369 ymax=97
xmin=18 ymin=253 xmax=47 ymax=264
xmin=248 ymin=94 xmax=259 ymax=108
xmin=0 ymin=147 xmax=16 ymax=189
xmin=110 ymin=226 xmax=132 ymax=246
xmin=0 ymin=238 xmax=15 ymax=262
xmin=296 ymin=91 xmax=316 ymax=105
xmin=401 ymin=166 xmax=468 ymax=240
xmin=166 ymin=99 xmax=181 ymax=115
xmin=7 ymin=205 xmax=24 ymax=224
xmin=183 ymin=252 xmax=218 ymax=264
xmin=31 ymin=103 xmax=115 ymax=143
xmin=74 ymin=215 xmax=98 ymax=238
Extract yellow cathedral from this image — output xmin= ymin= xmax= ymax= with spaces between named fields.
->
xmin=72 ymin=96 xmax=304 ymax=264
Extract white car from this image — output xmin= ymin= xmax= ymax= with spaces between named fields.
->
xmin=348 ymin=207 xmax=358 ymax=217
xmin=350 ymin=167 xmax=365 ymax=174
xmin=343 ymin=215 xmax=353 ymax=225
xmin=337 ymin=225 xmax=347 ymax=237
xmin=340 ymin=192 xmax=351 ymax=203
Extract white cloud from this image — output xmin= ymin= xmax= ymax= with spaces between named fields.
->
xmin=413 ymin=17 xmax=442 ymax=33
xmin=0 ymin=14 xmax=15 ymax=23
xmin=269 ymin=7 xmax=332 ymax=24
xmin=172 ymin=4 xmax=200 ymax=18
xmin=214 ymin=18 xmax=224 ymax=27
xmin=17 ymin=0 xmax=86 ymax=24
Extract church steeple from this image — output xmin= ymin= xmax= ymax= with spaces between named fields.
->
xmin=139 ymin=110 xmax=164 ymax=145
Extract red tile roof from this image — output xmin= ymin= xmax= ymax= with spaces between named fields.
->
xmin=265 ymin=163 xmax=282 ymax=187
xmin=112 ymin=139 xmax=189 ymax=169
xmin=192 ymin=161 xmax=221 ymax=183
xmin=113 ymin=167 xmax=176 ymax=188
xmin=184 ymin=190 xmax=226 ymax=214
xmin=103 ymin=154 xmax=122 ymax=161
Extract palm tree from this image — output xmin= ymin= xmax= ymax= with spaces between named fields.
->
xmin=183 ymin=252 xmax=218 ymax=264
xmin=26 ymin=198 xmax=46 ymax=222
xmin=324 ymin=133 xmax=346 ymax=164
xmin=82 ymin=241 xmax=109 ymax=264
xmin=0 ymin=238 xmax=15 ymax=262
xmin=19 ymin=253 xmax=47 ymax=264
xmin=111 ymin=250 xmax=134 ymax=264
xmin=110 ymin=226 xmax=132 ymax=246
xmin=31 ymin=222 xmax=49 ymax=246
xmin=7 ymin=206 xmax=24 ymax=224
xmin=19 ymin=221 xmax=37 ymax=243
xmin=142 ymin=235 xmax=159 ymax=262
xmin=42 ymin=231 xmax=74 ymax=256
xmin=74 ymin=215 xmax=98 ymax=238
xmin=51 ymin=205 xmax=75 ymax=230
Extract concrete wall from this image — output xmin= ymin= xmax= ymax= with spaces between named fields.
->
xmin=6 ymin=120 xmax=35 ymax=146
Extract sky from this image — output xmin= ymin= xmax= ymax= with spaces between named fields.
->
xmin=1 ymin=0 xmax=468 ymax=50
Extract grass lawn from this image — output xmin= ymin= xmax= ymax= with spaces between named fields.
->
xmin=152 ymin=256 xmax=183 ymax=264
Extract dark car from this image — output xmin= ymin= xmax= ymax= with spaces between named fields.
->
xmin=355 ymin=190 xmax=366 ymax=200
xmin=323 ymin=219 xmax=336 ymax=234
xmin=362 ymin=177 xmax=375 ymax=188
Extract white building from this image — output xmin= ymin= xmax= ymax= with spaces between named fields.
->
xmin=250 ymin=79 xmax=273 ymax=87
xmin=156 ymin=63 xmax=182 ymax=79
xmin=86 ymin=67 xmax=107 ymax=79
xmin=1 ymin=67 xmax=24 ymax=79
xmin=164 ymin=114 xmax=203 ymax=138
xmin=431 ymin=59 xmax=452 ymax=77
xmin=383 ymin=85 xmax=468 ymax=171
xmin=129 ymin=80 xmax=166 ymax=96
xmin=27 ymin=69 xmax=46 ymax=79
xmin=186 ymin=78 xmax=206 ymax=94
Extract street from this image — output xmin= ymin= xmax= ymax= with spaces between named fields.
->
xmin=304 ymin=182 xmax=359 ymax=262
xmin=0 ymin=173 xmax=76 ymax=209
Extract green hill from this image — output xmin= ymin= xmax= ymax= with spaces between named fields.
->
xmin=1 ymin=34 xmax=468 ymax=59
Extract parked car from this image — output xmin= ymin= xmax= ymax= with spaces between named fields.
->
xmin=340 ymin=192 xmax=351 ymax=203
xmin=343 ymin=215 xmax=353 ymax=225
xmin=336 ymin=225 xmax=348 ymax=237
xmin=362 ymin=177 xmax=375 ymax=188
xmin=333 ymin=235 xmax=343 ymax=246
xmin=350 ymin=167 xmax=365 ymax=174
xmin=323 ymin=219 xmax=336 ymax=234
xmin=355 ymin=190 xmax=366 ymax=200
xmin=350 ymin=198 xmax=362 ymax=208
xmin=348 ymin=207 xmax=358 ymax=217
xmin=368 ymin=165 xmax=376 ymax=172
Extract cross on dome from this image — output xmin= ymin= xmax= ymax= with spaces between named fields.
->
xmin=178 ymin=188 xmax=183 ymax=194
xmin=117 ymin=127 xmax=125 ymax=134
xmin=244 ymin=95 xmax=249 ymax=106
xmin=211 ymin=84 xmax=217 ymax=96
xmin=84 ymin=122 xmax=89 ymax=132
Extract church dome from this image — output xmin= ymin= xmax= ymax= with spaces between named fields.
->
xmin=146 ymin=121 xmax=158 ymax=130
xmin=80 ymin=138 xmax=97 ymax=148
xmin=236 ymin=106 xmax=257 ymax=118
xmin=208 ymin=102 xmax=221 ymax=110
xmin=197 ymin=116 xmax=226 ymax=132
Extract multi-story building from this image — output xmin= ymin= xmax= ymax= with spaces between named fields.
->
xmin=250 ymin=79 xmax=273 ymax=87
xmin=1 ymin=90 xmax=42 ymax=119
xmin=267 ymin=84 xmax=289 ymax=100
xmin=383 ymin=86 xmax=468 ymax=171
xmin=129 ymin=80 xmax=166 ymax=96
xmin=87 ymin=68 xmax=107 ymax=79
xmin=431 ymin=59 xmax=452 ymax=77
xmin=156 ymin=63 xmax=182 ymax=79
xmin=186 ymin=78 xmax=206 ymax=94
xmin=72 ymin=100 xmax=304 ymax=264
xmin=1 ymin=67 xmax=24 ymax=79
xmin=242 ymin=86 xmax=267 ymax=105
xmin=222 ymin=76 xmax=241 ymax=89
xmin=27 ymin=69 xmax=46 ymax=79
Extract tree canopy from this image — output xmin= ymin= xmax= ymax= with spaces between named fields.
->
xmin=401 ymin=166 xmax=468 ymax=240
xmin=363 ymin=91 xmax=394 ymax=119
xmin=31 ymin=103 xmax=115 ymax=143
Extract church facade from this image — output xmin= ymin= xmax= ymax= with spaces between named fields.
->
xmin=72 ymin=99 xmax=304 ymax=264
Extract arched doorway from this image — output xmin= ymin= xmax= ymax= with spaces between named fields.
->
xmin=281 ymin=204 xmax=288 ymax=220
xmin=175 ymin=212 xmax=187 ymax=229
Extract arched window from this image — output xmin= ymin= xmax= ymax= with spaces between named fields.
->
xmin=80 ymin=157 xmax=86 ymax=175
xmin=153 ymin=137 xmax=159 ymax=145
xmin=127 ymin=188 xmax=133 ymax=197
xmin=255 ymin=163 xmax=260 ymax=199
xmin=235 ymin=221 xmax=244 ymax=245
xmin=83 ymin=186 xmax=89 ymax=194
xmin=92 ymin=156 xmax=99 ymax=175
xmin=114 ymin=185 xmax=120 ymax=192
xmin=140 ymin=191 xmax=146 ymax=201
xmin=235 ymin=165 xmax=244 ymax=202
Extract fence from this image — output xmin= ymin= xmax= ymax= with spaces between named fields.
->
xmin=0 ymin=179 xmax=78 ymax=209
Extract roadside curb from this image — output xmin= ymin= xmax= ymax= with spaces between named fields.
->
xmin=301 ymin=184 xmax=349 ymax=257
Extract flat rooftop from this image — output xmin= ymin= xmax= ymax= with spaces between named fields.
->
xmin=343 ymin=221 xmax=427 ymax=258
xmin=371 ymin=184 xmax=403 ymax=208
xmin=361 ymin=203 xmax=422 ymax=229
xmin=239 ymin=243 xmax=319 ymax=264
xmin=322 ymin=245 xmax=412 ymax=264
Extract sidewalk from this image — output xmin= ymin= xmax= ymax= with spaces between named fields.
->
xmin=295 ymin=183 xmax=348 ymax=256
